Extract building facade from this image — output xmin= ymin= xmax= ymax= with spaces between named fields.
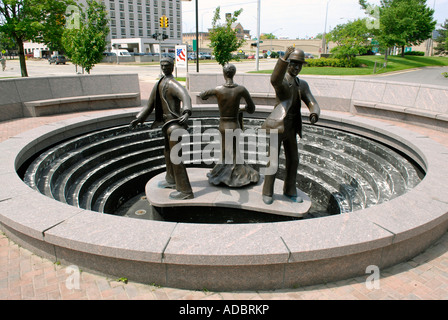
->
xmin=78 ymin=0 xmax=183 ymax=54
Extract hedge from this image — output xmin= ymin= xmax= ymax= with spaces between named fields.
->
xmin=304 ymin=57 xmax=361 ymax=68
xmin=403 ymin=51 xmax=425 ymax=56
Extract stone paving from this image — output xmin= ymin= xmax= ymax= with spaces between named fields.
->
xmin=1 ymin=110 xmax=448 ymax=300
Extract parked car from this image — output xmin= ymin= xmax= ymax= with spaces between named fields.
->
xmin=199 ymin=52 xmax=212 ymax=60
xmin=48 ymin=55 xmax=66 ymax=65
xmin=188 ymin=53 xmax=197 ymax=60
xmin=161 ymin=52 xmax=175 ymax=59
xmin=304 ymin=52 xmax=314 ymax=59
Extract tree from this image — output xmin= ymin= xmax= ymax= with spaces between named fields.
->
xmin=0 ymin=30 xmax=16 ymax=55
xmin=326 ymin=19 xmax=373 ymax=61
xmin=208 ymin=7 xmax=245 ymax=66
xmin=62 ymin=0 xmax=109 ymax=74
xmin=360 ymin=0 xmax=436 ymax=57
xmin=260 ymin=33 xmax=277 ymax=40
xmin=434 ymin=19 xmax=448 ymax=55
xmin=0 ymin=0 xmax=71 ymax=77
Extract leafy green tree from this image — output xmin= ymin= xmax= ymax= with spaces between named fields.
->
xmin=260 ymin=33 xmax=277 ymax=40
xmin=0 ymin=0 xmax=72 ymax=77
xmin=208 ymin=6 xmax=245 ymax=66
xmin=0 ymin=30 xmax=16 ymax=54
xmin=434 ymin=19 xmax=448 ymax=55
xmin=326 ymin=19 xmax=373 ymax=61
xmin=62 ymin=0 xmax=109 ymax=74
xmin=360 ymin=0 xmax=436 ymax=57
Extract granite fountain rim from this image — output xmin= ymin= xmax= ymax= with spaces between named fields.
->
xmin=0 ymin=106 xmax=447 ymax=267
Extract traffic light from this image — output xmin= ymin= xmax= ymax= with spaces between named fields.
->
xmin=159 ymin=15 xmax=169 ymax=28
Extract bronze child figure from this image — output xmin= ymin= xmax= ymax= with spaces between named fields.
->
xmin=130 ymin=57 xmax=194 ymax=200
xmin=200 ymin=63 xmax=259 ymax=187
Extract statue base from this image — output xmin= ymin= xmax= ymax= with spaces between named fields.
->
xmin=145 ymin=168 xmax=311 ymax=218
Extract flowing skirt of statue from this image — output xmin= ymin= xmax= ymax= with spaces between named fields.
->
xmin=207 ymin=163 xmax=260 ymax=188
xmin=207 ymin=117 xmax=260 ymax=187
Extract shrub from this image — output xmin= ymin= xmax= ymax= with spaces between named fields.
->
xmin=304 ymin=57 xmax=361 ymax=68
xmin=404 ymin=51 xmax=425 ymax=56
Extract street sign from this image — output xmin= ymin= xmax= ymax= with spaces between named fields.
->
xmin=175 ymin=45 xmax=187 ymax=69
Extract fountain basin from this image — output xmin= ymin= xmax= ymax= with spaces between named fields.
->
xmin=1 ymin=106 xmax=447 ymax=291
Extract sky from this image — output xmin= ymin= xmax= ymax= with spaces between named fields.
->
xmin=181 ymin=0 xmax=448 ymax=39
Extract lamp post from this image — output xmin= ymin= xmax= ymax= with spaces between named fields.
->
xmin=195 ymin=0 xmax=199 ymax=72
xmin=255 ymin=0 xmax=260 ymax=71
xmin=322 ymin=0 xmax=331 ymax=55
xmin=181 ymin=0 xmax=198 ymax=72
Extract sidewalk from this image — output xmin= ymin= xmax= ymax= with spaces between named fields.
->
xmin=1 ymin=110 xmax=448 ymax=300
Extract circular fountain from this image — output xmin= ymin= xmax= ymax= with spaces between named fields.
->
xmin=21 ymin=116 xmax=423 ymax=223
xmin=1 ymin=106 xmax=447 ymax=291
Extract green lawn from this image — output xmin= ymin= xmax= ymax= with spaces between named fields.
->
xmin=249 ymin=55 xmax=448 ymax=76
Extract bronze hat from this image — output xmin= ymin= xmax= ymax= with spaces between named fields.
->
xmin=288 ymin=48 xmax=307 ymax=64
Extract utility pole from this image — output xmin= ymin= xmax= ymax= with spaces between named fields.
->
xmin=256 ymin=0 xmax=260 ymax=71
xmin=195 ymin=0 xmax=199 ymax=72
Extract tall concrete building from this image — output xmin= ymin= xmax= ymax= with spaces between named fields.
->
xmin=78 ymin=0 xmax=184 ymax=53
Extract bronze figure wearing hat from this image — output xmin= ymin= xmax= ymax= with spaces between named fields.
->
xmin=130 ymin=57 xmax=194 ymax=200
xmin=262 ymin=46 xmax=320 ymax=205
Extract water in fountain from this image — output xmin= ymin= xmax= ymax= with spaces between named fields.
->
xmin=20 ymin=117 xmax=423 ymax=223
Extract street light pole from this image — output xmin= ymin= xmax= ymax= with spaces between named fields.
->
xmin=322 ymin=0 xmax=331 ymax=55
xmin=196 ymin=0 xmax=199 ymax=72
xmin=255 ymin=0 xmax=260 ymax=71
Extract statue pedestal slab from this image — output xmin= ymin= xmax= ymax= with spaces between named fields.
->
xmin=145 ymin=168 xmax=311 ymax=218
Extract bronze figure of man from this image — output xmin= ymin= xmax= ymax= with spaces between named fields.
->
xmin=262 ymin=46 xmax=320 ymax=205
xmin=199 ymin=63 xmax=259 ymax=187
xmin=130 ymin=57 xmax=194 ymax=200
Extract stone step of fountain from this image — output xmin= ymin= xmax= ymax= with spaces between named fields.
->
xmin=58 ymin=145 xmax=161 ymax=199
xmin=303 ymin=132 xmax=408 ymax=197
xmin=303 ymin=126 xmax=421 ymax=188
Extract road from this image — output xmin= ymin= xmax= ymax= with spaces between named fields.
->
xmin=2 ymin=58 xmax=447 ymax=87
xmin=0 ymin=58 xmax=278 ymax=82
xmin=363 ymin=66 xmax=448 ymax=87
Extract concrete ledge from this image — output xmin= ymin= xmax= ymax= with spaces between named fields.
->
xmin=23 ymin=93 xmax=140 ymax=117
xmin=0 ymin=74 xmax=141 ymax=122
xmin=188 ymin=73 xmax=448 ymax=132
xmin=1 ymin=108 xmax=448 ymax=291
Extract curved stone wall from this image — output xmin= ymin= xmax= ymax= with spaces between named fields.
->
xmin=188 ymin=73 xmax=448 ymax=132
xmin=1 ymin=107 xmax=447 ymax=291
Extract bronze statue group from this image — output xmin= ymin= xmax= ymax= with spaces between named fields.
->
xmin=130 ymin=46 xmax=320 ymax=205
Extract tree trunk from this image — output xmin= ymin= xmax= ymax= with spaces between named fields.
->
xmin=401 ymin=45 xmax=405 ymax=57
xmin=16 ymin=38 xmax=28 ymax=77
xmin=384 ymin=47 xmax=388 ymax=67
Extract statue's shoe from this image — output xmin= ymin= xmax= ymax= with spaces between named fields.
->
xmin=158 ymin=180 xmax=176 ymax=189
xmin=262 ymin=195 xmax=273 ymax=205
xmin=169 ymin=191 xmax=194 ymax=200
xmin=284 ymin=194 xmax=303 ymax=203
